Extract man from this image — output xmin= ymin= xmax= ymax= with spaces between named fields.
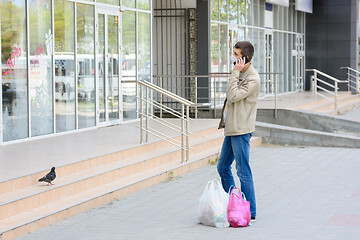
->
xmin=217 ymin=41 xmax=260 ymax=222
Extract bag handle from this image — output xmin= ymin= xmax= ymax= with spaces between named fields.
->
xmin=229 ymin=187 xmax=247 ymax=201
xmin=227 ymin=185 xmax=235 ymax=195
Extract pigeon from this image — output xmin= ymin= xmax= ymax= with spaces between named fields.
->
xmin=38 ymin=167 xmax=56 ymax=185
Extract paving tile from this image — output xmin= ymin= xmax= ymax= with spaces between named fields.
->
xmin=16 ymin=146 xmax=360 ymax=240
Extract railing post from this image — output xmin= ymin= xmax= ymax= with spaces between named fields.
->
xmin=347 ymin=68 xmax=350 ymax=92
xmin=140 ymin=83 xmax=144 ymax=144
xmin=213 ymin=76 xmax=216 ymax=118
xmin=274 ymin=74 xmax=278 ymax=119
xmin=314 ymin=71 xmax=317 ymax=93
xmin=357 ymin=70 xmax=360 ymax=94
xmin=186 ymin=105 xmax=190 ymax=162
xmin=160 ymin=77 xmax=163 ymax=118
xmin=181 ymin=104 xmax=185 ymax=163
xmin=146 ymin=87 xmax=149 ymax=142
xmin=335 ymin=81 xmax=338 ymax=110
xmin=195 ymin=76 xmax=198 ymax=119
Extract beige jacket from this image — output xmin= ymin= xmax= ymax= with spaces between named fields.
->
xmin=219 ymin=65 xmax=260 ymax=136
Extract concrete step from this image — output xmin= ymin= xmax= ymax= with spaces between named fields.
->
xmin=311 ymin=93 xmax=359 ymax=113
xmin=294 ymin=92 xmax=351 ymax=110
xmin=0 ymin=135 xmax=261 ymax=240
xmin=255 ymin=121 xmax=360 ymax=148
xmin=0 ymin=125 xmax=220 ymax=195
xmin=294 ymin=92 xmax=360 ymax=116
xmin=0 ymin=130 xmax=224 ymax=221
xmin=327 ymin=95 xmax=360 ymax=115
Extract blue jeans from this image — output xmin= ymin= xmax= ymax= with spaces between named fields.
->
xmin=217 ymin=133 xmax=256 ymax=217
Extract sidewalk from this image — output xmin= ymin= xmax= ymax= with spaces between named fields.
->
xmin=17 ymin=145 xmax=360 ymax=240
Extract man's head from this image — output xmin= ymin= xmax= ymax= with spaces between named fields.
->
xmin=233 ymin=41 xmax=254 ymax=62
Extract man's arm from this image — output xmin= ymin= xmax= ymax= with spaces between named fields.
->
xmin=226 ymin=70 xmax=259 ymax=103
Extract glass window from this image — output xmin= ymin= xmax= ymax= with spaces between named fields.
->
xmin=1 ymin=0 xmax=29 ymax=142
xmin=211 ymin=0 xmax=219 ymax=21
xmin=258 ymin=29 xmax=265 ymax=75
xmin=219 ymin=24 xmax=228 ymax=73
xmin=282 ymin=7 xmax=287 ymax=31
xmin=246 ymin=0 xmax=253 ymax=25
xmin=240 ymin=27 xmax=246 ymax=41
xmin=98 ymin=14 xmax=106 ymax=123
xmin=287 ymin=6 xmax=293 ymax=32
xmin=239 ymin=0 xmax=246 ymax=25
xmin=297 ymin=11 xmax=304 ymax=33
xmin=54 ymin=0 xmax=75 ymax=133
xmin=253 ymin=0 xmax=259 ymax=26
xmin=220 ymin=0 xmax=227 ymax=22
xmin=108 ymin=15 xmax=120 ymax=121
xmin=138 ymin=0 xmax=150 ymax=10
xmin=259 ymin=0 xmax=264 ymax=27
xmin=77 ymin=3 xmax=95 ymax=129
xmin=138 ymin=12 xmax=151 ymax=82
xmin=211 ymin=23 xmax=219 ymax=73
xmin=138 ymin=12 xmax=150 ymax=115
xmin=228 ymin=0 xmax=238 ymax=24
xmin=122 ymin=10 xmax=136 ymax=121
xmin=29 ymin=0 xmax=53 ymax=137
xmin=122 ymin=0 xmax=135 ymax=8
xmin=97 ymin=0 xmax=119 ymax=5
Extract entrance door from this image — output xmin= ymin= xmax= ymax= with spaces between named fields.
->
xmin=264 ymin=32 xmax=273 ymax=96
xmin=96 ymin=8 xmax=122 ymax=126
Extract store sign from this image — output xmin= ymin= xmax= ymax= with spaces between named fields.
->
xmin=265 ymin=0 xmax=289 ymax=7
xmin=295 ymin=0 xmax=313 ymax=13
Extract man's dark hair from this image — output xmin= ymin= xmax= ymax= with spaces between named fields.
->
xmin=234 ymin=41 xmax=254 ymax=61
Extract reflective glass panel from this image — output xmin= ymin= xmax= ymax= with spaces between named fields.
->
xmin=1 ymin=0 xmax=28 ymax=142
xmin=219 ymin=24 xmax=228 ymax=73
xmin=228 ymin=0 xmax=238 ymax=24
xmin=138 ymin=0 xmax=150 ymax=10
xmin=108 ymin=15 xmax=119 ymax=121
xmin=253 ymin=0 xmax=259 ymax=26
xmin=98 ymin=14 xmax=105 ymax=123
xmin=220 ymin=0 xmax=227 ymax=22
xmin=97 ymin=0 xmax=119 ymax=5
xmin=211 ymin=0 xmax=219 ymax=21
xmin=122 ymin=0 xmax=135 ymax=8
xmin=246 ymin=0 xmax=253 ymax=25
xmin=239 ymin=0 xmax=246 ymax=25
xmin=138 ymin=12 xmax=150 ymax=82
xmin=210 ymin=23 xmax=219 ymax=73
xmin=77 ymin=3 xmax=95 ymax=128
xmin=54 ymin=0 xmax=75 ymax=133
xmin=122 ymin=10 xmax=136 ymax=121
xmin=29 ymin=0 xmax=54 ymax=137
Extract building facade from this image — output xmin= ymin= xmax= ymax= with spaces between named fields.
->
xmin=1 ymin=0 xmax=359 ymax=145
xmin=208 ymin=0 xmax=307 ymax=107
xmin=1 ymin=0 xmax=151 ymax=144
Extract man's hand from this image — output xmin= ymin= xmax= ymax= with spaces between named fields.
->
xmin=233 ymin=57 xmax=246 ymax=72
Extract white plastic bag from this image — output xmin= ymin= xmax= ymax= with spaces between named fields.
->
xmin=198 ymin=179 xmax=230 ymax=228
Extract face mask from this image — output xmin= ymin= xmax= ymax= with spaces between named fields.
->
xmin=230 ymin=55 xmax=237 ymax=65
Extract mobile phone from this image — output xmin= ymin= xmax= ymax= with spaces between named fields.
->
xmin=233 ymin=56 xmax=250 ymax=65
xmin=243 ymin=55 xmax=250 ymax=64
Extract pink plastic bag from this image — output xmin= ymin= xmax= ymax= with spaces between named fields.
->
xmin=227 ymin=188 xmax=251 ymax=227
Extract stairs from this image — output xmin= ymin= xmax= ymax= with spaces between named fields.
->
xmin=294 ymin=92 xmax=360 ymax=115
xmin=0 ymin=126 xmax=262 ymax=240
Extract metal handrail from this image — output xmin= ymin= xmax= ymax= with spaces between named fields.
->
xmin=306 ymin=69 xmax=349 ymax=110
xmin=137 ymin=80 xmax=195 ymax=163
xmin=340 ymin=66 xmax=360 ymax=93
xmin=140 ymin=80 xmax=193 ymax=106
xmin=153 ymin=72 xmax=283 ymax=119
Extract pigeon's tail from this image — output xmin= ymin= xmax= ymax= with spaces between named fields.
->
xmin=38 ymin=177 xmax=45 ymax=182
